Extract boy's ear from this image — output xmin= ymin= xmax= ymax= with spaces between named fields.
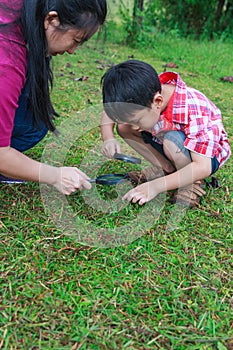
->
xmin=152 ymin=92 xmax=163 ymax=109
xmin=44 ymin=11 xmax=60 ymax=30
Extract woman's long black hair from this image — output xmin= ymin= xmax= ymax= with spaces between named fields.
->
xmin=21 ymin=0 xmax=107 ymax=131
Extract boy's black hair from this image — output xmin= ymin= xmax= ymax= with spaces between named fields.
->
xmin=20 ymin=0 xmax=107 ymax=131
xmin=101 ymin=60 xmax=161 ymax=122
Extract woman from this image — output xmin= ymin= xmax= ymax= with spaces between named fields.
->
xmin=0 ymin=0 xmax=107 ymax=194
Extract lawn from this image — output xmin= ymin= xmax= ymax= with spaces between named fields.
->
xmin=0 ymin=24 xmax=232 ymax=350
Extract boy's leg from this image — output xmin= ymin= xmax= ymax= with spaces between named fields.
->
xmin=117 ymin=124 xmax=175 ymax=174
xmin=163 ymin=130 xmax=191 ymax=169
xmin=10 ymin=77 xmax=48 ymax=153
xmin=163 ymin=130 xmax=206 ymax=207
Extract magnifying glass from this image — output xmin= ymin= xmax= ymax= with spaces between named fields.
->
xmin=0 ymin=174 xmax=26 ymax=184
xmin=88 ymin=153 xmax=141 ymax=186
xmin=89 ymin=173 xmax=130 ymax=186
xmin=113 ymin=153 xmax=141 ymax=164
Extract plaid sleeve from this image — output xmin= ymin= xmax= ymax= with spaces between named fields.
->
xmin=183 ymin=89 xmax=222 ymax=158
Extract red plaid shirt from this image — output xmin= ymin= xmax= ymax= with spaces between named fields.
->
xmin=151 ymin=72 xmax=231 ymax=167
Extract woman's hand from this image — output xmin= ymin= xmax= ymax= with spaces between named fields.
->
xmin=102 ymin=138 xmax=121 ymax=158
xmin=53 ymin=167 xmax=92 ymax=195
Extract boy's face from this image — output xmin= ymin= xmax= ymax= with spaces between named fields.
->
xmin=126 ymin=106 xmax=160 ymax=130
xmin=115 ymin=92 xmax=162 ymax=130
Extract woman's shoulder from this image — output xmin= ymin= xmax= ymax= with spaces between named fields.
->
xmin=0 ymin=0 xmax=23 ymax=24
xmin=0 ymin=0 xmax=25 ymax=46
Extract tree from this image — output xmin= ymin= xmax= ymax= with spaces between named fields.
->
xmin=119 ymin=0 xmax=233 ymax=42
xmin=214 ymin=0 xmax=233 ymax=34
xmin=125 ymin=0 xmax=144 ymax=45
xmin=158 ymin=0 xmax=233 ymax=38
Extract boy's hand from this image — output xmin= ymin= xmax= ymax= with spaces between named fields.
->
xmin=122 ymin=181 xmax=160 ymax=205
xmin=53 ymin=167 xmax=92 ymax=195
xmin=102 ymin=139 xmax=121 ymax=158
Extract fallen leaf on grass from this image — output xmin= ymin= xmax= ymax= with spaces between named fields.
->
xmin=187 ymin=72 xmax=198 ymax=78
xmin=162 ymin=62 xmax=179 ymax=72
xmin=220 ymin=76 xmax=233 ymax=83
xmin=162 ymin=62 xmax=178 ymax=68
xmin=74 ymin=76 xmax=88 ymax=82
xmin=95 ymin=59 xmax=114 ymax=70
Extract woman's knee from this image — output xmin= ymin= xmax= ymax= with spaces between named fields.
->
xmin=11 ymin=126 xmax=48 ymax=152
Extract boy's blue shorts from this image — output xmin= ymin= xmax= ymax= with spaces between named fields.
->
xmin=141 ymin=130 xmax=219 ymax=175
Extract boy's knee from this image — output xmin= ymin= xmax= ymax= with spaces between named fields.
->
xmin=163 ymin=131 xmax=191 ymax=163
xmin=163 ymin=138 xmax=176 ymax=160
xmin=164 ymin=131 xmax=184 ymax=145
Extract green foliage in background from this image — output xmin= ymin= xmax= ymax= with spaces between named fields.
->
xmin=160 ymin=0 xmax=233 ymax=39
xmin=109 ymin=0 xmax=233 ymax=46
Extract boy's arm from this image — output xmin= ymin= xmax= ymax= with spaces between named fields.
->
xmin=101 ymin=111 xmax=115 ymax=140
xmin=156 ymin=152 xmax=211 ymax=191
xmin=123 ymin=152 xmax=211 ymax=205
xmin=101 ymin=111 xmax=121 ymax=158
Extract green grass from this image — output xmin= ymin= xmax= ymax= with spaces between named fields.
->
xmin=0 ymin=27 xmax=232 ymax=349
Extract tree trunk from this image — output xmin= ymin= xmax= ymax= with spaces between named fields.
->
xmin=215 ymin=0 xmax=226 ymax=22
xmin=135 ymin=0 xmax=144 ymax=12
xmin=128 ymin=0 xmax=144 ymax=44
xmin=223 ymin=0 xmax=233 ymax=30
xmin=132 ymin=0 xmax=144 ymax=27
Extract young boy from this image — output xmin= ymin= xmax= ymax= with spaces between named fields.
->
xmin=100 ymin=60 xmax=231 ymax=207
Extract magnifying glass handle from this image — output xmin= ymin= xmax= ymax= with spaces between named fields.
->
xmin=88 ymin=179 xmax=96 ymax=183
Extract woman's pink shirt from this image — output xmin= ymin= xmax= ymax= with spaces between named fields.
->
xmin=0 ymin=0 xmax=27 ymax=147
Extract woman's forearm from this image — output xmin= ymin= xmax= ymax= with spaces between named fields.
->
xmin=0 ymin=146 xmax=58 ymax=184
